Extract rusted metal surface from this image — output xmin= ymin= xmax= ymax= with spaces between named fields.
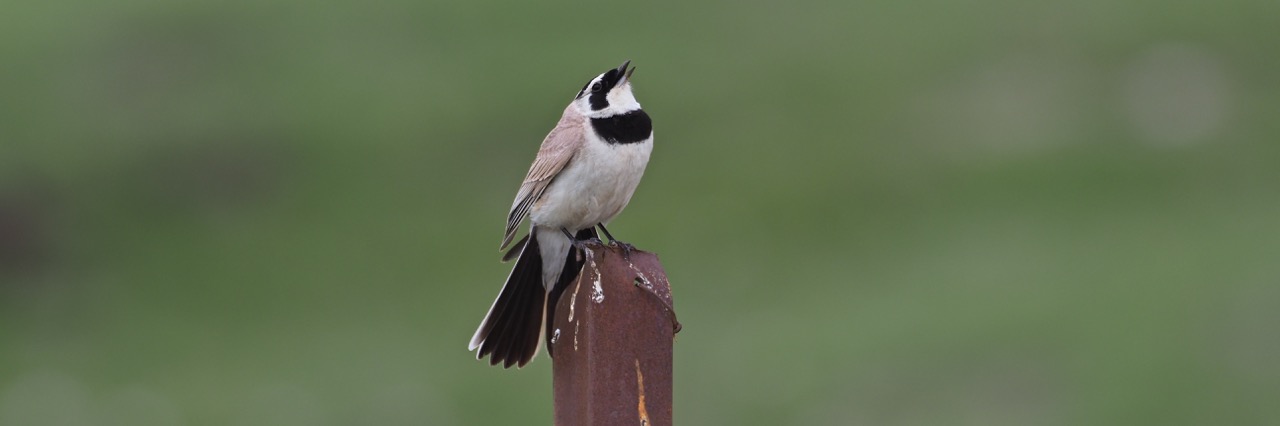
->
xmin=552 ymin=242 xmax=679 ymax=426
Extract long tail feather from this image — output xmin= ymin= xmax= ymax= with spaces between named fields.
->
xmin=470 ymin=227 xmax=598 ymax=367
xmin=470 ymin=232 xmax=545 ymax=368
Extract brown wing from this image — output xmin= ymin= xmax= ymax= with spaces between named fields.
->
xmin=501 ymin=105 xmax=585 ymax=250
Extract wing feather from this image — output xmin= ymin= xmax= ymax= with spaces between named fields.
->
xmin=500 ymin=105 xmax=584 ymax=249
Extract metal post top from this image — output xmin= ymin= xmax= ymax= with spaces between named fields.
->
xmin=552 ymin=242 xmax=678 ymax=426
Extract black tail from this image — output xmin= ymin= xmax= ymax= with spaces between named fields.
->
xmin=470 ymin=228 xmax=597 ymax=368
xmin=544 ymin=228 xmax=597 ymax=357
xmin=471 ymin=232 xmax=546 ymax=368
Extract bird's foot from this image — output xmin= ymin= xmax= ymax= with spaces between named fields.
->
xmin=612 ymin=240 xmax=636 ymax=259
xmin=601 ymin=238 xmax=636 ymax=260
xmin=595 ymin=223 xmax=635 ymax=257
xmin=571 ymin=237 xmax=605 ymax=261
xmin=581 ymin=237 xmax=606 ymax=248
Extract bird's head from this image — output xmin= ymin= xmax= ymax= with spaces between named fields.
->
xmin=573 ymin=60 xmax=641 ymax=118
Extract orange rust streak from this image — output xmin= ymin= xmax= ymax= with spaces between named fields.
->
xmin=635 ymin=359 xmax=650 ymax=425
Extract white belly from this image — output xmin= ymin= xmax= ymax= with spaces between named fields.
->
xmin=530 ymin=136 xmax=653 ymax=232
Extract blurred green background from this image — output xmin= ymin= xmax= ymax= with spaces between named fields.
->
xmin=2 ymin=0 xmax=1278 ymax=424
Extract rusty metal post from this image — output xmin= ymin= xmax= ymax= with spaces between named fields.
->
xmin=551 ymin=242 xmax=679 ymax=426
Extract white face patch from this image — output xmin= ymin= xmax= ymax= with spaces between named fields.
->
xmin=604 ymin=82 xmax=641 ymax=115
xmin=573 ymin=73 xmax=641 ymax=119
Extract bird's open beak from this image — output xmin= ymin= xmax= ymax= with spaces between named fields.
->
xmin=618 ymin=60 xmax=635 ymax=83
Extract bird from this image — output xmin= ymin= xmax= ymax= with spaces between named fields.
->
xmin=468 ymin=60 xmax=654 ymax=368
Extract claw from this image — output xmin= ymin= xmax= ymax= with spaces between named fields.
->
xmin=572 ymin=237 xmax=605 ymax=261
xmin=617 ymin=241 xmax=636 ymax=259
xmin=573 ymin=237 xmax=604 ymax=249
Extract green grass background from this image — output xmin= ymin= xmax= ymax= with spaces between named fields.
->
xmin=2 ymin=0 xmax=1278 ymax=424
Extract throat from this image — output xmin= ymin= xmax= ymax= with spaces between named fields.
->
xmin=590 ymin=110 xmax=652 ymax=145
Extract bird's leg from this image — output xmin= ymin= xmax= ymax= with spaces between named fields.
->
xmin=597 ymin=223 xmax=636 ymax=256
xmin=562 ymin=228 xmax=603 ymax=261
xmin=563 ymin=227 xmax=605 ymax=247
xmin=562 ymin=228 xmax=586 ymax=262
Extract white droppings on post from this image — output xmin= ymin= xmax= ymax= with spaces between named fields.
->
xmin=589 ymin=257 xmax=604 ymax=304
xmin=573 ymin=321 xmax=580 ymax=351
xmin=591 ymin=276 xmax=604 ymax=304
xmin=550 ymin=328 xmax=561 ymax=344
xmin=568 ymin=275 xmax=581 ymax=322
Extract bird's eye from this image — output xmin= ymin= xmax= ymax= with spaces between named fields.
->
xmin=591 ymin=82 xmax=603 ymax=93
